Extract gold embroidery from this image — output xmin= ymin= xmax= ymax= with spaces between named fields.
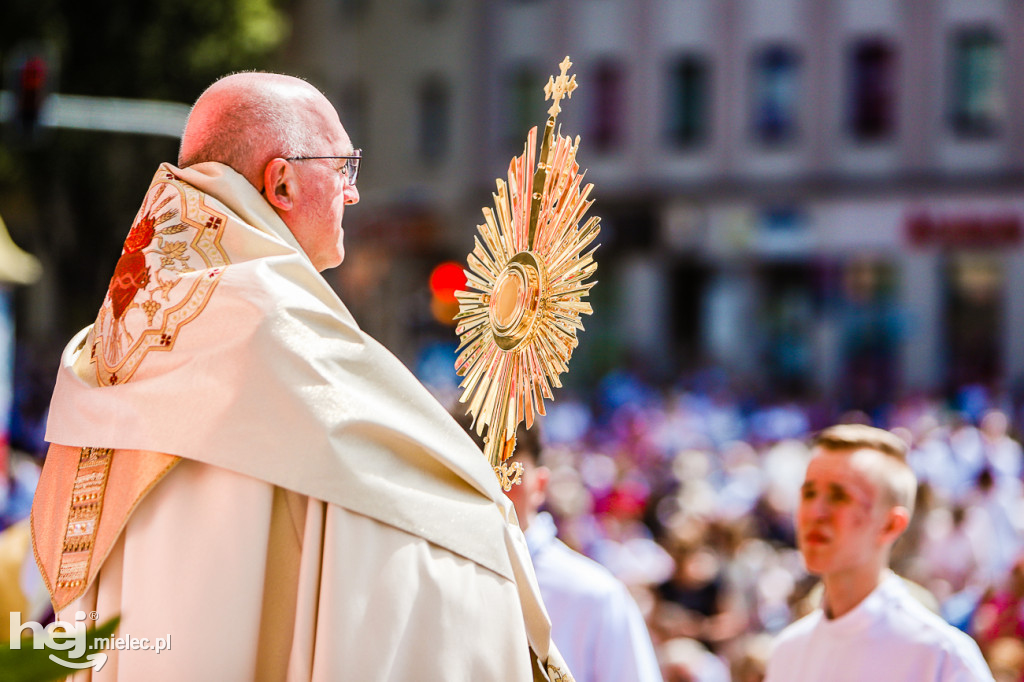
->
xmin=546 ymin=663 xmax=572 ymax=682
xmin=93 ymin=171 xmax=230 ymax=386
xmin=493 ymin=461 xmax=524 ymax=492
xmin=55 ymin=448 xmax=113 ymax=588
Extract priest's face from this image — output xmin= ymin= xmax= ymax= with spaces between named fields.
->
xmin=795 ymin=447 xmax=893 ymax=579
xmin=289 ymin=97 xmax=360 ymax=271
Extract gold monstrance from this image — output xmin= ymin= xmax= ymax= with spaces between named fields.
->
xmin=455 ymin=57 xmax=600 ymax=490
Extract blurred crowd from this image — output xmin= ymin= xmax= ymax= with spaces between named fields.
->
xmin=3 ymin=363 xmax=1024 ymax=680
xmin=534 ymin=368 xmax=1024 ymax=682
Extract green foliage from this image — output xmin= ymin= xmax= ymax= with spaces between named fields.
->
xmin=1 ymin=0 xmax=290 ymax=101
xmin=0 ymin=0 xmax=292 ymax=343
xmin=0 ymin=616 xmax=121 ymax=682
xmin=0 ymin=146 xmax=24 ymax=188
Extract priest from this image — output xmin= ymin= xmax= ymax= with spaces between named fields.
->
xmin=31 ymin=72 xmax=571 ymax=681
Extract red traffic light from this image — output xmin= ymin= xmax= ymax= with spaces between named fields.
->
xmin=20 ymin=56 xmax=47 ymax=91
xmin=16 ymin=55 xmax=48 ymax=135
xmin=429 ymin=261 xmax=466 ymax=304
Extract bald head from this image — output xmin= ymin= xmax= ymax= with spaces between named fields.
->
xmin=178 ymin=73 xmax=329 ymax=188
xmin=178 ymin=72 xmax=360 ymax=271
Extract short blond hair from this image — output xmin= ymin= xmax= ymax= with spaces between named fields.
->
xmin=813 ymin=424 xmax=917 ymax=517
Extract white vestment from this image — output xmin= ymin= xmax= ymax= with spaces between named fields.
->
xmin=525 ymin=512 xmax=662 ymax=682
xmin=764 ymin=572 xmax=993 ymax=682
xmin=32 ymin=162 xmax=572 ymax=680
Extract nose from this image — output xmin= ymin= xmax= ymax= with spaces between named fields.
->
xmin=799 ymin=495 xmax=827 ymax=521
xmin=810 ymin=496 xmax=832 ymax=519
xmin=344 ymin=182 xmax=359 ymax=205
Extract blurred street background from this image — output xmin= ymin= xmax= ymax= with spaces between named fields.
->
xmin=2 ymin=1 xmax=1024 ymax=680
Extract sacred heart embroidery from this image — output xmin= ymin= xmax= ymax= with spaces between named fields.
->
xmin=109 ymin=203 xmax=163 ymax=320
xmin=91 ymin=170 xmax=230 ymax=386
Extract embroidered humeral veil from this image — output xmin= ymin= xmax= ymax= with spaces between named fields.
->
xmin=33 ymin=162 xmax=566 ymax=677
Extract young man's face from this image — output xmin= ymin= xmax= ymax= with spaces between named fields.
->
xmin=796 ymin=447 xmax=893 ymax=577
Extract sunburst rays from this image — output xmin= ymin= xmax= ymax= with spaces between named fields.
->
xmin=454 ymin=58 xmax=599 ymax=482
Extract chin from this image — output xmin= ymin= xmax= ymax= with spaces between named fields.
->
xmin=315 ymin=247 xmax=345 ymax=272
xmin=800 ymin=552 xmax=830 ymax=575
xmin=333 ymin=233 xmax=345 ymax=266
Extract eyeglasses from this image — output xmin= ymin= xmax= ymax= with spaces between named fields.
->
xmin=286 ymin=150 xmax=362 ymax=185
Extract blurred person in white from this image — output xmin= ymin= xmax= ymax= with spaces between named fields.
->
xmin=31 ymin=73 xmax=571 ymax=680
xmin=919 ymin=503 xmax=991 ymax=621
xmin=961 ymin=466 xmax=1024 ymax=584
xmin=504 ymin=423 xmax=664 ymax=682
xmin=764 ymin=424 xmax=994 ymax=682
xmin=962 ymin=411 xmax=1024 ymax=583
xmin=659 ymin=637 xmax=730 ymax=682
xmin=907 ymin=415 xmax=960 ymax=502
xmin=948 ymin=415 xmax=989 ymax=499
xmin=978 ymin=410 xmax=1023 ymax=483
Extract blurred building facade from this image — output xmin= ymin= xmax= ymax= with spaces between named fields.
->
xmin=281 ymin=0 xmax=492 ymax=356
xmin=287 ymin=0 xmax=1024 ymax=402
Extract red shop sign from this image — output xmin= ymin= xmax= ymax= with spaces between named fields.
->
xmin=905 ymin=211 xmax=1023 ymax=247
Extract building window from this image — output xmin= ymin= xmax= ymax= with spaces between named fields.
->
xmin=418 ymin=78 xmax=449 ymax=162
xmin=665 ymin=55 xmax=710 ymax=148
xmin=848 ymin=38 xmax=897 ymax=142
xmin=950 ymin=28 xmax=1004 ymax=139
xmin=945 ymin=254 xmax=1003 ymax=387
xmin=758 ymin=261 xmax=817 ymax=396
xmin=838 ymin=258 xmax=900 ymax=407
xmin=591 ymin=61 xmax=625 ymax=152
xmin=751 ymin=45 xmax=800 ymax=146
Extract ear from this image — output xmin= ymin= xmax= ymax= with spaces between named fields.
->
xmin=262 ymin=159 xmax=297 ymax=211
xmin=879 ymin=506 xmax=910 ymax=546
xmin=533 ymin=465 xmax=551 ymax=500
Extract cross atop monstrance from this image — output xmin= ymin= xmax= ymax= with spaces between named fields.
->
xmin=544 ymin=56 xmax=578 ymax=117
